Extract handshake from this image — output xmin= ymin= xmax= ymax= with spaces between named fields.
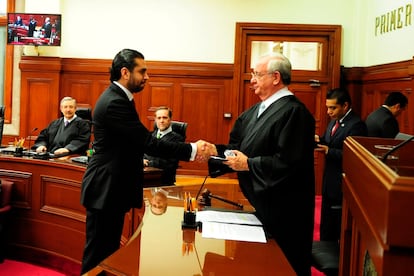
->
xmin=194 ymin=140 xmax=218 ymax=162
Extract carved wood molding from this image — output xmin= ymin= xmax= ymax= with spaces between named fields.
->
xmin=59 ymin=58 xmax=234 ymax=78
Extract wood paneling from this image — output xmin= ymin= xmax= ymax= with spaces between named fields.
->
xmin=11 ymin=55 xmax=414 ymax=182
xmin=343 ymin=58 xmax=414 ymax=135
xmin=16 ymin=57 xmax=234 ymax=176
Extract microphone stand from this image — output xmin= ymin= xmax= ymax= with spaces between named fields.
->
xmin=25 ymin=127 xmax=38 ymax=157
xmin=382 ymin=135 xmax=414 ymax=163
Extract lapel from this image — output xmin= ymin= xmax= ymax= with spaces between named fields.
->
xmin=326 ymin=111 xmax=354 ymax=143
xmin=241 ymin=96 xmax=291 ymax=150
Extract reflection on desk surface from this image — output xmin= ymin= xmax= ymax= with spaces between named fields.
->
xmin=94 ymin=184 xmax=295 ymax=275
xmin=140 ymin=184 xmax=294 ymax=275
xmin=139 ymin=205 xmax=294 ymax=275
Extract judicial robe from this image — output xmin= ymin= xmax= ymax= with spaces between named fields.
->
xmin=32 ymin=116 xmax=91 ymax=154
xmin=216 ymin=95 xmax=316 ymax=275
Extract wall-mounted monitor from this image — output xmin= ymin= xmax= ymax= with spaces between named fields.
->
xmin=7 ymin=13 xmax=61 ymax=46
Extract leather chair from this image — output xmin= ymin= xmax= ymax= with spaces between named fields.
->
xmin=75 ymin=104 xmax=93 ymax=149
xmin=75 ymin=104 xmax=92 ymax=122
xmin=154 ymin=121 xmax=188 ymax=140
xmin=0 ymin=106 xmax=5 ymax=146
xmin=0 ymin=180 xmax=14 ymax=263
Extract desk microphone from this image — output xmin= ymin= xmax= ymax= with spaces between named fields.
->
xmin=382 ymin=135 xmax=414 ymax=163
xmin=195 ymin=175 xmax=209 ymax=200
xmin=27 ymin=127 xmax=38 ymax=152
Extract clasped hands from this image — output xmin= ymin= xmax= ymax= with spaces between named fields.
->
xmin=194 ymin=141 xmax=249 ymax=171
xmin=195 ymin=140 xmax=217 ymax=162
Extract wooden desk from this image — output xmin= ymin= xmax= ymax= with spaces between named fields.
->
xmin=86 ymin=184 xmax=296 ymax=276
xmin=0 ymin=154 xmax=161 ymax=275
xmin=341 ymin=136 xmax=414 ymax=275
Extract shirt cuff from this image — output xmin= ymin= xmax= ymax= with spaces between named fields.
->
xmin=190 ymin=143 xmax=197 ymax=161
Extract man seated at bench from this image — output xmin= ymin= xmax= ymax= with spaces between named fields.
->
xmin=143 ymin=107 xmax=184 ymax=185
xmin=32 ymin=96 xmax=91 ymax=156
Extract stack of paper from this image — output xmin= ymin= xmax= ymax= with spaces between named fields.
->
xmin=196 ymin=210 xmax=266 ymax=243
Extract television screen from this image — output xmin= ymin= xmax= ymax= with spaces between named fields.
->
xmin=7 ymin=13 xmax=61 ymax=46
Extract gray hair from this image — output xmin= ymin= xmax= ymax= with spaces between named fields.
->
xmin=266 ymin=53 xmax=292 ymax=85
xmin=60 ymin=96 xmax=77 ymax=106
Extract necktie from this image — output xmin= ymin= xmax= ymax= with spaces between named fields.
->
xmin=64 ymin=120 xmax=69 ymax=127
xmin=331 ymin=120 xmax=339 ymax=136
xmin=157 ymin=133 xmax=161 ymax=139
xmin=257 ymin=103 xmax=266 ymax=118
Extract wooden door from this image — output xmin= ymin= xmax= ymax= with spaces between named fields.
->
xmin=233 ymin=23 xmax=342 ymax=194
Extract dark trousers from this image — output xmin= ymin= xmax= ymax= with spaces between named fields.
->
xmin=0 ymin=223 xmax=4 ymax=262
xmin=320 ymin=196 xmax=342 ymax=241
xmin=81 ymin=208 xmax=126 ymax=275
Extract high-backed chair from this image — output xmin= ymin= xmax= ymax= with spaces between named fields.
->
xmin=153 ymin=121 xmax=188 ymax=140
xmin=0 ymin=106 xmax=5 ymax=146
xmin=0 ymin=180 xmax=14 ymax=263
xmin=75 ymin=104 xmax=93 ymax=149
xmin=75 ymin=104 xmax=92 ymax=122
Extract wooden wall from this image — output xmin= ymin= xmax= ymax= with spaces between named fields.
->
xmin=343 ymin=58 xmax=414 ymax=134
xmin=5 ymin=55 xmax=414 ymax=193
xmin=16 ymin=56 xmax=234 ymax=176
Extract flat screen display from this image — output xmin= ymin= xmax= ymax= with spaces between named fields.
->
xmin=7 ymin=13 xmax=61 ymax=46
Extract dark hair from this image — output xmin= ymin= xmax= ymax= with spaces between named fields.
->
xmin=384 ymin=92 xmax=408 ymax=108
xmin=110 ymin=49 xmax=145 ymax=82
xmin=326 ymin=88 xmax=352 ymax=106
xmin=155 ymin=106 xmax=173 ymax=118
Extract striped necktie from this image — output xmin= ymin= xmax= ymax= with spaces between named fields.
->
xmin=331 ymin=120 xmax=339 ymax=136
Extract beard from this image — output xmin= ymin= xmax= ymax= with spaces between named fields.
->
xmin=127 ymin=78 xmax=145 ymax=94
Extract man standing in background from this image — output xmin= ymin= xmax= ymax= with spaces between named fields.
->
xmin=316 ymin=88 xmax=367 ymax=242
xmin=365 ymin=91 xmax=408 ymax=138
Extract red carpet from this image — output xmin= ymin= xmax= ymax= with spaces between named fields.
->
xmin=1 ymin=196 xmax=324 ymax=275
xmin=312 ymin=195 xmax=324 ymax=276
xmin=0 ymin=259 xmax=65 ymax=276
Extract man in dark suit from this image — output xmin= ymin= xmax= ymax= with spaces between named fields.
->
xmin=143 ymin=106 xmax=184 ymax=185
xmin=316 ymin=88 xmax=367 ymax=242
xmin=80 ymin=49 xmax=216 ymax=274
xmin=365 ymin=91 xmax=408 ymax=138
xmin=213 ymin=53 xmax=316 ymax=276
xmin=32 ymin=96 xmax=91 ymax=155
xmin=28 ymin=17 xmax=37 ymax=37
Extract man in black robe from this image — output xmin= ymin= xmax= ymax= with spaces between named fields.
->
xmin=32 ymin=96 xmax=91 ymax=155
xmin=214 ymin=53 xmax=316 ymax=275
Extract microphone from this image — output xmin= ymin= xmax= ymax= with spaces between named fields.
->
xmin=27 ymin=127 xmax=38 ymax=155
xmin=195 ymin=175 xmax=209 ymax=200
xmin=382 ymin=135 xmax=414 ymax=163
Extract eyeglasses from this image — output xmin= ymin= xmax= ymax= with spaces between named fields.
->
xmin=250 ymin=71 xmax=274 ymax=79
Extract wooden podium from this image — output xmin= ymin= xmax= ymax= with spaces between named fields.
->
xmin=340 ymin=136 xmax=414 ymax=275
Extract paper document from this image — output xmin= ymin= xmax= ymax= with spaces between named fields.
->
xmin=196 ymin=210 xmax=262 ymax=225
xmin=202 ymin=221 xmax=267 ymax=243
xmin=196 ymin=210 xmax=266 ymax=243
